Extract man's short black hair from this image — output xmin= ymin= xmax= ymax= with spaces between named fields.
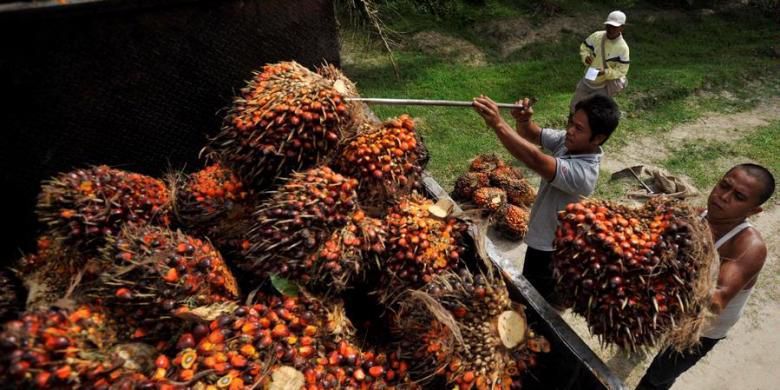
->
xmin=574 ymin=95 xmax=620 ymax=145
xmin=728 ymin=163 xmax=776 ymax=205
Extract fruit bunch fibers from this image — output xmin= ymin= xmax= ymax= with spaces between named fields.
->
xmin=336 ymin=115 xmax=428 ymax=209
xmin=16 ymin=236 xmax=102 ymax=310
xmin=0 ymin=305 xmax=154 ymax=389
xmin=88 ymin=226 xmax=239 ymax=342
xmin=243 ymin=166 xmax=359 ymax=283
xmin=393 ymin=269 xmax=550 ymax=389
xmin=205 ymin=61 xmax=355 ymax=188
xmin=383 ymin=194 xmax=469 ymax=287
xmin=36 ymin=165 xmax=170 ymax=253
xmin=304 ymin=209 xmax=387 ymax=293
xmin=553 ymin=198 xmax=716 ymax=352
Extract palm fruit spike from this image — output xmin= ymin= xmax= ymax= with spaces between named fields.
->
xmin=473 ymin=187 xmax=507 ymax=212
xmin=468 ymin=153 xmax=505 ymax=173
xmin=552 ymin=198 xmax=716 ymax=352
xmin=205 ymin=61 xmax=355 ymax=188
xmin=16 ymin=235 xmax=102 ymax=310
xmin=383 ymin=193 xmax=469 ymax=287
xmin=243 ymin=166 xmax=359 ymax=282
xmin=0 ymin=305 xmax=155 ymax=389
xmin=89 ymin=226 xmax=239 ymax=342
xmin=496 ymin=204 xmax=530 ymax=241
xmin=36 ymin=165 xmax=171 ymax=253
xmin=392 ymin=268 xmax=550 ymax=388
xmin=335 ymin=115 xmax=428 ymax=209
xmin=452 ymin=172 xmax=490 ymax=202
xmin=304 ymin=209 xmax=387 ymax=293
xmin=0 ymin=269 xmax=24 ymax=323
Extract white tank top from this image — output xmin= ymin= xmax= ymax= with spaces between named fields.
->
xmin=701 ymin=215 xmax=754 ymax=339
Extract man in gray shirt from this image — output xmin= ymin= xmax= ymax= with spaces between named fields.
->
xmin=473 ymin=94 xmax=620 ymax=306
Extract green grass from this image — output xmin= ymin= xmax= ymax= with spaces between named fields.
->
xmin=662 ymin=121 xmax=780 ymax=200
xmin=341 ymin=1 xmax=780 ymax=191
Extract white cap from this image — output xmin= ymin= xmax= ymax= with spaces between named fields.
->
xmin=605 ymin=10 xmax=626 ymax=27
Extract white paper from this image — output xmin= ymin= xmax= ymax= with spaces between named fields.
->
xmin=585 ymin=67 xmax=600 ymax=81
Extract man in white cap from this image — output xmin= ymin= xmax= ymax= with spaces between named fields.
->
xmin=569 ymin=10 xmax=630 ymax=112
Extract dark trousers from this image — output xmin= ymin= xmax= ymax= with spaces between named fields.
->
xmin=522 ymin=247 xmax=558 ymax=305
xmin=636 ymin=337 xmax=722 ymax=390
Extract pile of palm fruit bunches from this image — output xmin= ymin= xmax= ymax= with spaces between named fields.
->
xmin=552 ymin=197 xmax=717 ymax=353
xmin=0 ymin=61 xmax=551 ymax=389
xmin=452 ymin=154 xmax=536 ymax=241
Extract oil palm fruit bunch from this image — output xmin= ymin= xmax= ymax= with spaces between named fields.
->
xmin=335 ymin=115 xmax=428 ymax=209
xmin=156 ymin=292 xmax=356 ymax=388
xmin=489 ymin=166 xmax=536 ymax=208
xmin=392 ymin=269 xmax=550 ymax=389
xmin=468 ymin=154 xmax=505 ymax=173
xmin=304 ymin=209 xmax=387 ymax=293
xmin=452 ymin=172 xmax=490 ymax=202
xmin=495 ymin=204 xmax=530 ymax=241
xmin=15 ymin=235 xmax=101 ymax=310
xmin=454 ymin=155 xmax=535 ymax=210
xmin=0 ymin=268 xmax=24 ymax=323
xmin=472 ymin=187 xmax=507 ymax=212
xmin=89 ymin=226 xmax=240 ymax=342
xmin=0 ymin=305 xmax=155 ymax=389
xmin=552 ymin=198 xmax=716 ymax=352
xmin=243 ymin=166 xmax=359 ymax=283
xmin=169 ymin=163 xmax=254 ymax=257
xmin=383 ymin=194 xmax=469 ymax=287
xmin=205 ymin=61 xmax=356 ymax=189
xmin=36 ymin=165 xmax=171 ymax=253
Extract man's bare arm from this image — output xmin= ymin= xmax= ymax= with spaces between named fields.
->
xmin=473 ymin=96 xmax=556 ymax=181
xmin=510 ymin=97 xmax=543 ymax=146
xmin=711 ymin=232 xmax=767 ymax=313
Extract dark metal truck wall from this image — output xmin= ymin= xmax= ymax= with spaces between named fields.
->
xmin=0 ymin=0 xmax=340 ymax=262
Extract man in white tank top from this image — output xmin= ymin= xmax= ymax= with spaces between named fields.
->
xmin=637 ymin=163 xmax=775 ymax=389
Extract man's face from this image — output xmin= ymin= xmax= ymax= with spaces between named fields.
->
xmin=565 ymin=110 xmax=604 ymax=152
xmin=708 ymin=168 xmax=764 ymax=220
xmin=605 ymin=25 xmax=623 ymax=39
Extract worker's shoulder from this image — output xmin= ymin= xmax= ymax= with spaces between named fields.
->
xmin=722 ymin=226 xmax=767 ymax=264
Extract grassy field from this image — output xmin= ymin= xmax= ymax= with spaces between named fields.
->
xmin=339 ymin=1 xmax=780 ymax=196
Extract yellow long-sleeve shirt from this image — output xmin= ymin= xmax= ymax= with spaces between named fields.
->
xmin=579 ymin=31 xmax=630 ymax=86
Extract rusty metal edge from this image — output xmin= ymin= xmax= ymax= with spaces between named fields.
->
xmin=422 ymin=171 xmax=628 ymax=390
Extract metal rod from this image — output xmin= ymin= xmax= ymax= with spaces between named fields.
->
xmin=345 ymin=97 xmax=526 ymax=110
xmin=628 ymin=167 xmax=655 ymax=194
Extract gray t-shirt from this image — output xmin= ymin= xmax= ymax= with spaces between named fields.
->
xmin=524 ymin=128 xmax=603 ymax=251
